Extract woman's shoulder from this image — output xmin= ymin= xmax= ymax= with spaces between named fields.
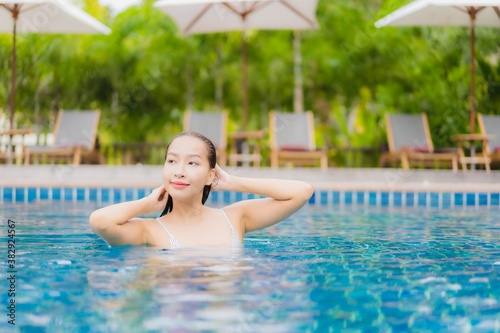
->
xmin=219 ymin=201 xmax=249 ymax=222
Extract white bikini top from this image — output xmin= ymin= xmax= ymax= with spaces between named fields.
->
xmin=155 ymin=209 xmax=241 ymax=249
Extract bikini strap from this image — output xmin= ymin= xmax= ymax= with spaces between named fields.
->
xmin=155 ymin=218 xmax=181 ymax=249
xmin=219 ymin=209 xmax=240 ymax=246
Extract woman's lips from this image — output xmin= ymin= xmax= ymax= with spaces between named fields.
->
xmin=171 ymin=182 xmax=189 ymax=189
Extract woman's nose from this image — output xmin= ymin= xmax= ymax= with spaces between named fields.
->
xmin=173 ymin=164 xmax=185 ymax=177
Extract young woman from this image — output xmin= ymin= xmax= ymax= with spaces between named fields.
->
xmin=89 ymin=132 xmax=313 ymax=248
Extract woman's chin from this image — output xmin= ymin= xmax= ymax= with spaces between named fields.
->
xmin=169 ymin=190 xmax=196 ymax=202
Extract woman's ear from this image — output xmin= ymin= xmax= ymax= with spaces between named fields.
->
xmin=206 ymin=168 xmax=216 ymax=186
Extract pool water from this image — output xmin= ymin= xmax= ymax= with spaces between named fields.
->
xmin=1 ymin=202 xmax=499 ymax=332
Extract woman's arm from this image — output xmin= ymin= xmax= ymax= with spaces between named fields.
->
xmin=214 ymin=166 xmax=313 ymax=232
xmin=89 ymin=185 xmax=168 ymax=246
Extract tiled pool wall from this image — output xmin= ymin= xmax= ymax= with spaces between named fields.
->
xmin=1 ymin=186 xmax=499 ymax=208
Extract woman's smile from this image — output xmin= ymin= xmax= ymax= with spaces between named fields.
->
xmin=171 ymin=181 xmax=190 ymax=189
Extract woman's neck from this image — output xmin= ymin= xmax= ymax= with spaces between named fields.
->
xmin=169 ymin=199 xmax=205 ymax=223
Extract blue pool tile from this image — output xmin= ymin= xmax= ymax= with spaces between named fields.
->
xmin=40 ymin=188 xmax=49 ymax=200
xmin=124 ymin=188 xmax=135 ymax=201
xmin=138 ymin=188 xmax=148 ymax=200
xmin=478 ymin=193 xmax=488 ymax=206
xmin=112 ymin=188 xmax=121 ymax=202
xmin=491 ymin=193 xmax=499 ymax=206
xmin=210 ymin=191 xmax=219 ymax=203
xmin=223 ymin=191 xmax=231 ymax=203
xmin=89 ymin=188 xmax=97 ymax=201
xmin=77 ymin=188 xmax=85 ymax=201
xmin=64 ymin=188 xmax=73 ymax=201
xmin=3 ymin=186 xmax=500 ymax=209
xmin=417 ymin=192 xmax=427 ymax=207
xmin=52 ymin=188 xmax=61 ymax=201
xmin=319 ymin=191 xmax=327 ymax=205
xmin=368 ymin=192 xmax=377 ymax=206
xmin=332 ymin=191 xmax=340 ymax=205
xmin=356 ymin=192 xmax=364 ymax=205
xmin=3 ymin=187 xmax=13 ymax=202
xmin=309 ymin=192 xmax=316 ymax=204
xmin=15 ymin=188 xmax=24 ymax=202
xmin=466 ymin=193 xmax=476 ymax=206
xmin=393 ymin=192 xmax=402 ymax=206
xmin=442 ymin=192 xmax=451 ymax=208
xmin=430 ymin=192 xmax=439 ymax=208
xmin=101 ymin=188 xmax=110 ymax=202
xmin=344 ymin=192 xmax=353 ymax=205
xmin=28 ymin=188 xmax=37 ymax=202
xmin=381 ymin=192 xmax=389 ymax=206
xmin=405 ymin=193 xmax=414 ymax=206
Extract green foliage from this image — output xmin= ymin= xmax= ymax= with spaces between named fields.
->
xmin=0 ymin=0 xmax=499 ymax=150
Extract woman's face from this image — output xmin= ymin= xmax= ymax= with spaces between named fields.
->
xmin=163 ymin=135 xmax=215 ymax=200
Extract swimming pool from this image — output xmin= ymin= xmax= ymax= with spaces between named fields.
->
xmin=1 ymin=201 xmax=499 ymax=332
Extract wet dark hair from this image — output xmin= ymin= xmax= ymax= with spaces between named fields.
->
xmin=159 ymin=131 xmax=217 ymax=217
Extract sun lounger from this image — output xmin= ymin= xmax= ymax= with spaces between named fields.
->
xmin=269 ymin=111 xmax=328 ymax=169
xmin=478 ymin=113 xmax=500 ymax=167
xmin=383 ymin=113 xmax=458 ymax=172
xmin=24 ymin=110 xmax=100 ymax=166
xmin=183 ymin=111 xmax=227 ymax=166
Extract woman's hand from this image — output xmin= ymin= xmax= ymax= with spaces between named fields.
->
xmin=145 ymin=185 xmax=169 ymax=212
xmin=212 ymin=164 xmax=231 ymax=192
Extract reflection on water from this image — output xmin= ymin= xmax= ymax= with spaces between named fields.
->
xmin=85 ymin=246 xmax=308 ymax=333
xmin=0 ymin=203 xmax=499 ymax=332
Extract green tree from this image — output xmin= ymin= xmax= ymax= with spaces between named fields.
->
xmin=1 ymin=0 xmax=498 ymax=161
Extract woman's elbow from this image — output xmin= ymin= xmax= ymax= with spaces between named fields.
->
xmin=89 ymin=210 xmax=107 ymax=232
xmin=299 ymin=181 xmax=314 ymax=202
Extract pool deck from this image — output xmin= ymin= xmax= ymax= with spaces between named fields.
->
xmin=1 ymin=165 xmax=499 ymax=192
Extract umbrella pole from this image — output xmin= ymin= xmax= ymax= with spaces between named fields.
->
xmin=242 ymin=30 xmax=248 ymax=131
xmin=469 ymin=18 xmax=476 ymax=135
xmin=8 ymin=10 xmax=19 ymax=165
xmin=293 ymin=30 xmax=304 ymax=113
xmin=470 ymin=14 xmax=477 ymax=170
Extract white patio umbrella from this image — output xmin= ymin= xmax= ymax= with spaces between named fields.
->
xmin=375 ymin=0 xmax=500 ymax=134
xmin=0 ymin=0 xmax=111 ymax=162
xmin=154 ymin=0 xmax=319 ymax=130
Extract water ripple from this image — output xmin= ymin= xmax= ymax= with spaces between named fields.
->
xmin=0 ymin=203 xmax=499 ymax=332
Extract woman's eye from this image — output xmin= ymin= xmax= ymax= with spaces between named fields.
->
xmin=167 ymin=159 xmax=175 ymax=164
xmin=188 ymin=161 xmax=198 ymax=166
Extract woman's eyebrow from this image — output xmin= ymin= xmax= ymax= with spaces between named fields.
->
xmin=167 ymin=152 xmax=201 ymax=158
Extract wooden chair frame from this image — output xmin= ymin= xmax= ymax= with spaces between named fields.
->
xmin=0 ymin=129 xmax=33 ymax=164
xmin=269 ymin=111 xmax=328 ymax=169
xmin=478 ymin=113 xmax=500 ymax=167
xmin=24 ymin=110 xmax=100 ymax=166
xmin=383 ymin=113 xmax=458 ymax=172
